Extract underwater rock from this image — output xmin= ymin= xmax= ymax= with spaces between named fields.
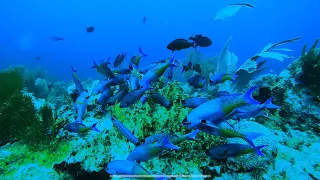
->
xmin=34 ymin=78 xmax=49 ymax=99
xmin=225 ymin=121 xmax=277 ymax=172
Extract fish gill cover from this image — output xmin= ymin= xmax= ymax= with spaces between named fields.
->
xmin=0 ymin=0 xmax=320 ymax=180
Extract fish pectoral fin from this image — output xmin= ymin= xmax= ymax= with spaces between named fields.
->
xmin=222 ymin=148 xmax=231 ymax=157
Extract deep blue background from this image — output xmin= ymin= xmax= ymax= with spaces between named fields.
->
xmin=0 ymin=0 xmax=319 ymax=80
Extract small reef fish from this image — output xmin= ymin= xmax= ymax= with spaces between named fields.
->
xmin=143 ymin=16 xmax=147 ymax=24
xmin=107 ymin=85 xmax=129 ymax=105
xmin=232 ymin=97 xmax=280 ymax=119
xmin=112 ymin=68 xmax=131 ymax=74
xmin=97 ymin=88 xmax=114 ymax=108
xmin=71 ymin=66 xmax=84 ymax=94
xmin=35 ymin=56 xmax=40 ymax=60
xmin=127 ymin=136 xmax=180 ymax=162
xmin=180 ymin=61 xmax=192 ymax=75
xmin=209 ymin=73 xmax=238 ymax=86
xmin=147 ymin=92 xmax=172 ymax=109
xmin=91 ymin=79 xmax=116 ymax=95
xmin=144 ymin=130 xmax=200 ymax=145
xmin=206 ymin=143 xmax=267 ymax=159
xmin=64 ymin=122 xmax=100 ymax=133
xmin=198 ymin=122 xmax=263 ymax=147
xmin=129 ymin=47 xmax=148 ymax=69
xmin=188 ymin=75 xmax=206 ymax=88
xmin=167 ymin=38 xmax=196 ymax=52
xmin=75 ymin=91 xmax=90 ymax=123
xmin=49 ymin=36 xmax=64 ymax=41
xmin=113 ymin=74 xmax=130 ymax=85
xmin=100 ymin=109 xmax=140 ymax=145
xmin=86 ymin=26 xmax=95 ymax=33
xmin=129 ymin=73 xmax=140 ymax=90
xmin=91 ymin=59 xmax=114 ymax=78
xmin=189 ymin=34 xmax=212 ymax=47
xmin=182 ymin=86 xmax=260 ymax=129
xmin=113 ymin=52 xmax=126 ymax=68
xmin=120 ymin=81 xmax=152 ymax=108
xmin=105 ymin=160 xmax=166 ymax=180
xmin=139 ymin=56 xmax=176 ymax=87
xmin=182 ymin=97 xmax=209 ymax=108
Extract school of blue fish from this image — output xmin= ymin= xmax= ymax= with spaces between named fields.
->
xmin=62 ymin=42 xmax=280 ymax=178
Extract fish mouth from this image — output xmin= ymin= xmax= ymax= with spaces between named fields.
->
xmin=182 ymin=118 xmax=191 ymax=126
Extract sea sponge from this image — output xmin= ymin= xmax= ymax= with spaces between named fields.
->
xmin=34 ymin=78 xmax=49 ymax=99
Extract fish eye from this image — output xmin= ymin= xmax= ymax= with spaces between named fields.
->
xmin=182 ymin=118 xmax=191 ymax=125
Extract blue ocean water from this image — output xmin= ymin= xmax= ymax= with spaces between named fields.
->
xmin=0 ymin=0 xmax=319 ymax=80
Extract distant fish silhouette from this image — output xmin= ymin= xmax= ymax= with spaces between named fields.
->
xmin=49 ymin=36 xmax=64 ymax=41
xmin=36 ymin=56 xmax=40 ymax=60
xmin=86 ymin=26 xmax=95 ymax=33
xmin=143 ymin=16 xmax=147 ymax=24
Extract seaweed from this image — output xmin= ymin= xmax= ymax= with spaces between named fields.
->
xmin=298 ymin=39 xmax=320 ymax=97
xmin=0 ymin=68 xmax=56 ymax=145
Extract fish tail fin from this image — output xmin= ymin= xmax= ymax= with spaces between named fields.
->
xmin=186 ymin=129 xmax=200 ymax=140
xmin=263 ymin=97 xmax=280 ymax=109
xmin=244 ymin=132 xmax=264 ymax=147
xmin=140 ymin=95 xmax=148 ymax=104
xmin=143 ymin=80 xmax=153 ymax=90
xmin=106 ymin=57 xmax=111 ymax=65
xmin=90 ymin=122 xmax=101 ymax=132
xmin=91 ymin=59 xmax=98 ymax=69
xmin=231 ymin=74 xmax=239 ymax=83
xmin=255 ymin=145 xmax=267 ymax=156
xmin=139 ymin=47 xmax=148 ymax=57
xmin=161 ymin=136 xmax=180 ymax=150
xmin=180 ymin=65 xmax=186 ymax=75
xmin=243 ymin=86 xmax=261 ymax=105
xmin=71 ymin=65 xmax=76 ymax=72
xmin=169 ymin=56 xmax=178 ymax=68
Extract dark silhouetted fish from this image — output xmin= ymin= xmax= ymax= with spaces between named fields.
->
xmin=229 ymin=3 xmax=254 ymax=8
xmin=49 ymin=36 xmax=64 ymax=41
xmin=167 ymin=38 xmax=196 ymax=52
xmin=36 ymin=56 xmax=40 ymax=60
xmin=143 ymin=16 xmax=147 ymax=24
xmin=91 ymin=59 xmax=114 ymax=78
xmin=114 ymin=52 xmax=126 ymax=68
xmin=189 ymin=34 xmax=212 ymax=47
xmin=188 ymin=75 xmax=206 ymax=88
xmin=86 ymin=26 xmax=95 ymax=33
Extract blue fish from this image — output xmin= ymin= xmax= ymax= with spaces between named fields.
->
xmin=113 ymin=74 xmax=130 ymax=85
xmin=129 ymin=74 xmax=140 ymax=90
xmin=206 ymin=143 xmax=267 ymax=159
xmin=64 ymin=122 xmax=100 ymax=133
xmin=147 ymin=92 xmax=172 ymax=109
xmin=198 ymin=122 xmax=263 ymax=147
xmin=114 ymin=52 xmax=127 ymax=68
xmin=188 ymin=75 xmax=206 ymax=88
xmin=182 ymin=86 xmax=260 ymax=129
xmin=209 ymin=73 xmax=238 ymax=86
xmin=139 ymin=56 xmax=175 ymax=87
xmin=91 ymin=79 xmax=116 ymax=95
xmin=144 ymin=130 xmax=200 ymax=145
xmin=232 ymin=97 xmax=280 ymax=119
xmin=120 ymin=81 xmax=152 ymax=108
xmin=127 ymin=136 xmax=180 ymax=162
xmin=182 ymin=97 xmax=209 ymax=108
xmin=97 ymin=88 xmax=114 ymax=107
xmin=75 ymin=91 xmax=90 ymax=123
xmin=112 ymin=68 xmax=131 ymax=74
xmin=105 ymin=160 xmax=166 ymax=180
xmin=129 ymin=47 xmax=148 ymax=69
xmin=49 ymin=36 xmax=64 ymax=41
xmin=70 ymin=66 xmax=84 ymax=94
xmin=107 ymin=85 xmax=129 ymax=105
xmin=91 ymin=59 xmax=114 ymax=78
